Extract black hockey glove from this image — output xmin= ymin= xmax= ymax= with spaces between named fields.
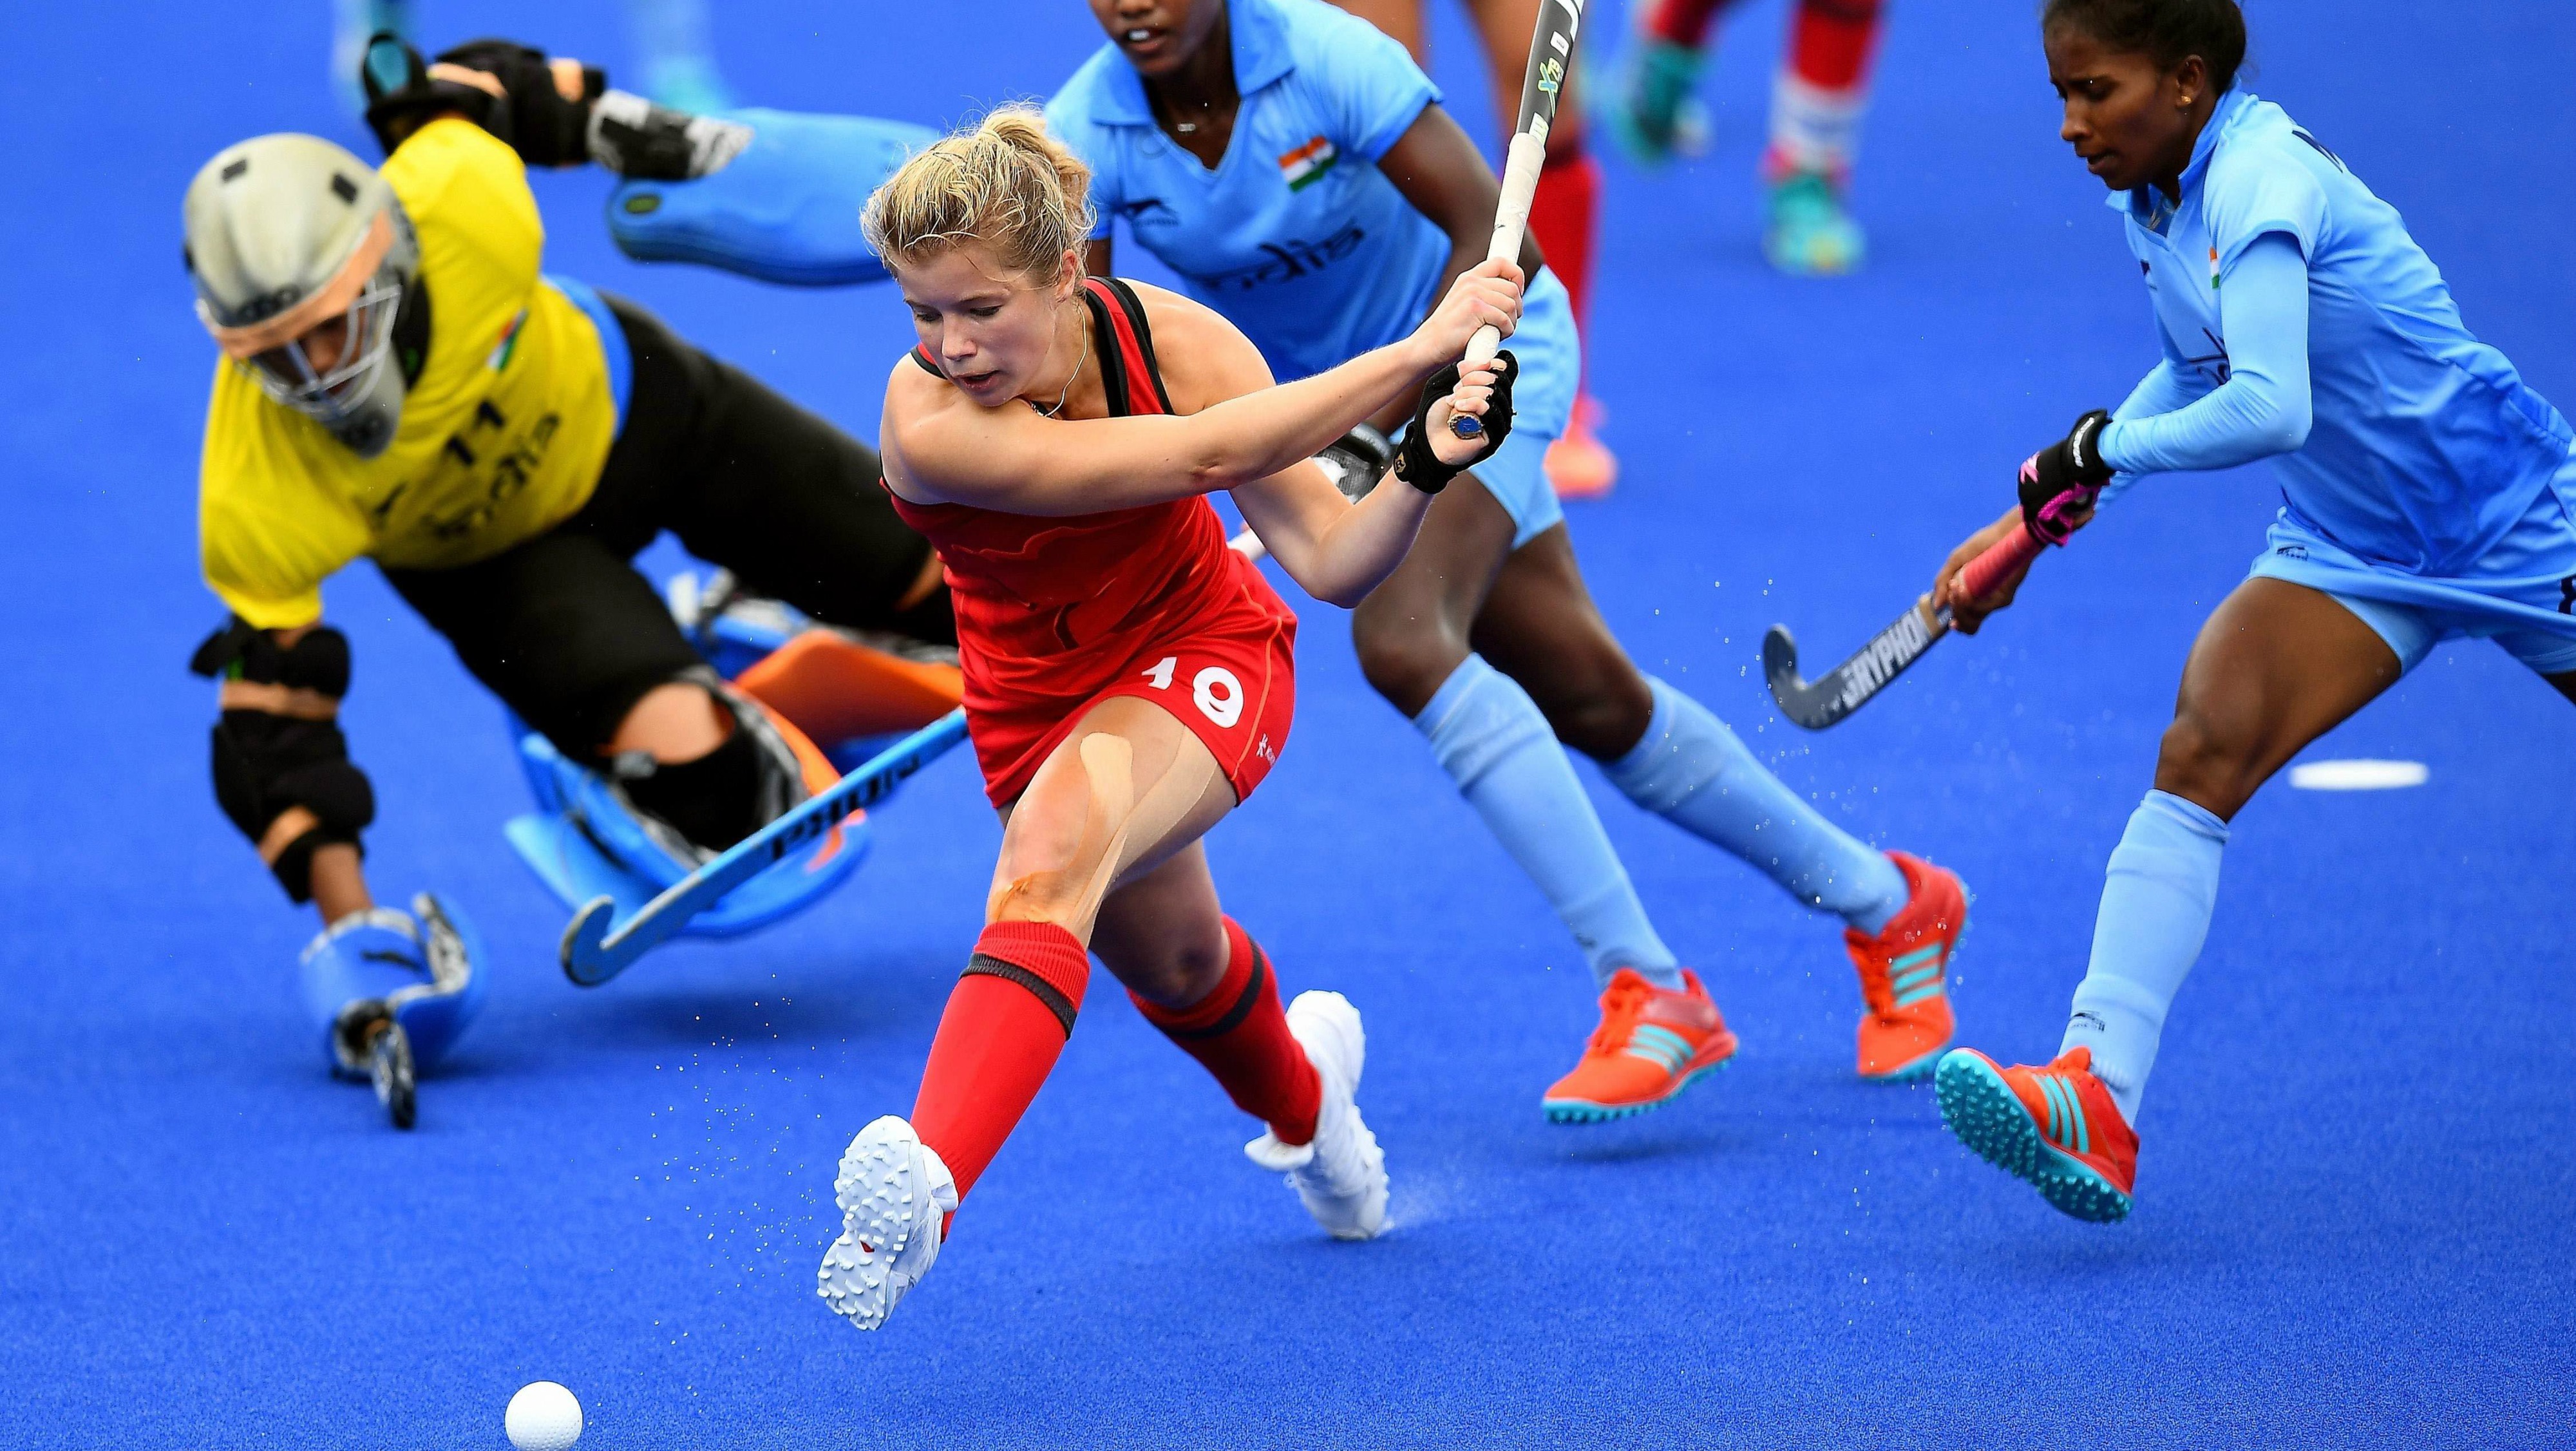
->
xmin=1393 ymin=350 xmax=1518 ymax=496
xmin=2017 ymin=408 xmax=2115 ymax=546
xmin=430 ymin=39 xmax=606 ymax=167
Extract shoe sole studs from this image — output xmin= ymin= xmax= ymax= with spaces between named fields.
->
xmin=1936 ymin=1054 xmax=2043 ymax=1181
xmin=1937 ymin=1055 xmax=2132 ymax=1224
xmin=816 ymin=1128 xmax=927 ymax=1329
xmin=1542 ymin=1056 xmax=1733 ymax=1125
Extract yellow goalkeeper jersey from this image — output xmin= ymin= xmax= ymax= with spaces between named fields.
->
xmin=198 ymin=117 xmax=618 ymax=629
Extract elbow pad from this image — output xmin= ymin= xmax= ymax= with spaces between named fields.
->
xmin=193 ymin=620 xmax=374 ymax=903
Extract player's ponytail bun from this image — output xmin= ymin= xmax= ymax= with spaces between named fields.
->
xmin=2041 ymin=0 xmax=2248 ymax=96
xmin=865 ymin=104 xmax=1095 ymax=285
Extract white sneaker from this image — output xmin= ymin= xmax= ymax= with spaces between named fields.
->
xmin=1244 ymin=991 xmax=1388 ymax=1240
xmin=816 ymin=1115 xmax=959 ymax=1331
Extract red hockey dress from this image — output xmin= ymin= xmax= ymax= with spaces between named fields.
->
xmin=887 ymin=277 xmax=1299 ymax=808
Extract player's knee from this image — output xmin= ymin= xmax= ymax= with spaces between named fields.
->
xmin=1112 ymin=926 xmax=1228 ymax=1011
xmin=994 ymin=797 xmax=1090 ymax=916
xmin=2154 ymin=704 xmax=2260 ymax=819
xmin=1541 ymin=661 xmax=1654 ymax=760
xmin=608 ymin=680 xmax=732 ymax=761
xmin=990 ymin=734 xmax=1137 ymax=926
xmin=1352 ymin=611 xmax=1468 ymax=716
xmin=611 ymin=674 xmax=805 ymax=851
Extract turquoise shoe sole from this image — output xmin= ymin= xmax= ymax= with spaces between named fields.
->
xmin=1936 ymin=1050 xmax=2133 ymax=1223
xmin=1542 ymin=1055 xmax=1732 ymax=1125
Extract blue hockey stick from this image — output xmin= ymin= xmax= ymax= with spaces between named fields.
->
xmin=560 ymin=708 xmax=970 ymax=986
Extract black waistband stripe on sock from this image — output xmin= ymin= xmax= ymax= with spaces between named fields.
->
xmin=963 ymin=954 xmax=1079 ymax=1038
xmin=1159 ymin=937 xmax=1269 ymax=1042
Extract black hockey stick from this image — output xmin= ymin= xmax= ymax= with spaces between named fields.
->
xmin=1762 ymin=595 xmax=1951 ymax=731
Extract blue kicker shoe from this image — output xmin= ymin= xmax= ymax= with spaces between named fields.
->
xmin=1765 ymin=169 xmax=1868 ymax=276
xmin=299 ymin=894 xmax=488 ymax=1128
xmin=1601 ymin=36 xmax=1712 ymax=166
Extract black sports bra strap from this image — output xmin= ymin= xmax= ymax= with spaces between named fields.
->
xmin=902 ymin=279 xmax=1173 ymax=419
xmin=1093 ymin=276 xmax=1176 ymax=415
xmin=1079 ymin=284 xmax=1133 ymax=418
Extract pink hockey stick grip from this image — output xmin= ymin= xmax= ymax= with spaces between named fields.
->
xmin=1956 ymin=524 xmax=2045 ymax=603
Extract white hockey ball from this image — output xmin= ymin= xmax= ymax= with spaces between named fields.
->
xmin=505 ymin=1381 xmax=583 ymax=1451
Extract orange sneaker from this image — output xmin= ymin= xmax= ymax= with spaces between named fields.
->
xmin=1542 ymin=968 xmax=1738 ymax=1123
xmin=1935 ymin=1046 xmax=2137 ymax=1222
xmin=1545 ymin=396 xmax=1619 ymax=500
xmin=1843 ymin=851 xmax=1967 ymax=1081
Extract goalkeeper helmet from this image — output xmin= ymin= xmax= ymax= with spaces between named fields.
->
xmin=184 ymin=134 xmax=421 ymax=458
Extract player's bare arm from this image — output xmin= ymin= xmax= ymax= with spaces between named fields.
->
xmin=882 ymin=254 xmax=1522 ymax=519
xmin=1132 ymin=285 xmax=1514 ymax=606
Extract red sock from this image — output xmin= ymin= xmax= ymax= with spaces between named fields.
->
xmin=909 ymin=920 xmax=1092 ymax=1203
xmin=1129 ymin=917 xmax=1321 ymax=1146
xmin=1787 ymin=0 xmax=1886 ymax=91
xmin=1646 ymin=0 xmax=1739 ymax=49
xmin=1528 ymin=147 xmax=1598 ymax=335
xmin=1764 ymin=0 xmax=1887 ymax=181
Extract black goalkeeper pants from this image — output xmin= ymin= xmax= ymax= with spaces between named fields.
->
xmin=383 ymin=294 xmax=950 ymax=760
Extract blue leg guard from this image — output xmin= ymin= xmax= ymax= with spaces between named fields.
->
xmin=298 ymin=893 xmax=486 ymax=1077
xmin=500 ymin=676 xmax=871 ymax=939
xmin=607 ymin=111 xmax=939 ymax=285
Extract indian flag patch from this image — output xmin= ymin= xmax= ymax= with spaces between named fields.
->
xmin=1279 ymin=136 xmax=1337 ymax=191
xmin=486 ymin=308 xmax=528 ymax=371
xmin=2208 ymin=245 xmax=2221 ymax=290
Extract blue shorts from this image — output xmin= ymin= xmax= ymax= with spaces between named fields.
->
xmin=2248 ymin=458 xmax=2576 ymax=677
xmin=1413 ymin=268 xmax=1576 ymax=551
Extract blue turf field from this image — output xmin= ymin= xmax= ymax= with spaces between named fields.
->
xmin=8 ymin=1 xmax=2575 ymax=1445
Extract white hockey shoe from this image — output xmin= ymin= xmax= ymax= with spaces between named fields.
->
xmin=817 ymin=1115 xmax=959 ymax=1331
xmin=1244 ymin=991 xmax=1388 ymax=1240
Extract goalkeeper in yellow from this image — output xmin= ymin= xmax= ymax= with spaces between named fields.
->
xmin=185 ymin=37 xmax=954 ymax=1127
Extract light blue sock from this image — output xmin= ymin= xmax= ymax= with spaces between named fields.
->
xmin=2060 ymin=790 xmax=2230 ymax=1126
xmin=1601 ymin=678 xmax=1908 ymax=934
xmin=1415 ymin=656 xmax=1681 ymax=989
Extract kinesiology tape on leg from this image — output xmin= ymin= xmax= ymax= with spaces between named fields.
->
xmin=1130 ymin=917 xmax=1322 ymax=1146
xmin=911 ymin=920 xmax=1093 ymax=1202
xmin=1415 ymin=654 xmax=1680 ymax=987
xmin=2061 ymin=790 xmax=2229 ymax=1126
xmin=1602 ymin=677 xmax=1905 ymax=933
xmin=987 ymin=732 xmax=1139 ymax=932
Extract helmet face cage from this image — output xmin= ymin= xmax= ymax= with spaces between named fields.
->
xmin=223 ymin=263 xmax=404 ymax=426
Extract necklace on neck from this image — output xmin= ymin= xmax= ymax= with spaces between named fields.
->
xmin=1175 ymin=120 xmax=1198 ymax=133
xmin=1034 ymin=324 xmax=1089 ymax=419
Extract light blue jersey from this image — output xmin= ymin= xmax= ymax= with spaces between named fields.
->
xmin=1046 ymin=0 xmax=1451 ymax=384
xmin=1047 ymin=0 xmax=1577 ymax=549
xmin=2101 ymin=90 xmax=2574 ymax=574
xmin=2096 ymin=89 xmax=2576 ymax=672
